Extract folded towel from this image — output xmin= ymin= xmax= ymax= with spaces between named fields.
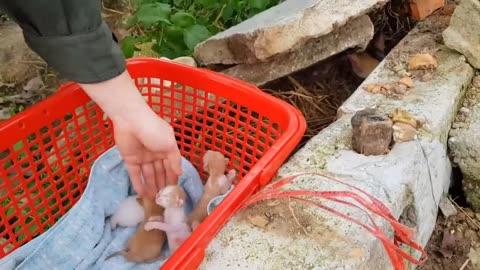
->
xmin=0 ymin=145 xmax=228 ymax=270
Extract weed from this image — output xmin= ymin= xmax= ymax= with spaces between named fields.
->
xmin=122 ymin=0 xmax=281 ymax=58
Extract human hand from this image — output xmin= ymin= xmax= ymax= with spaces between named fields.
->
xmin=80 ymin=70 xmax=183 ymax=198
xmin=113 ymin=111 xmax=182 ymax=198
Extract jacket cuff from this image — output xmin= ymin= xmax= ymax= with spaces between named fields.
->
xmin=23 ymin=22 xmax=126 ymax=84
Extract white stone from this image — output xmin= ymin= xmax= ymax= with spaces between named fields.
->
xmin=193 ymin=0 xmax=388 ymax=65
xmin=198 ymin=15 xmax=474 ymax=270
xmin=442 ymin=0 xmax=480 ymax=69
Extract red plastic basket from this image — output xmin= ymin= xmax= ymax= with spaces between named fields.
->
xmin=0 ymin=57 xmax=306 ymax=269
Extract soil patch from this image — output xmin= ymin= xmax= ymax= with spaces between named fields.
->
xmin=239 ymin=198 xmax=345 ymax=247
xmin=419 ymin=202 xmax=480 ymax=270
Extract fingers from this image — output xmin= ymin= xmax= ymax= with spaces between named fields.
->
xmin=125 ymin=163 xmax=147 ymax=198
xmin=141 ymin=162 xmax=157 ymax=198
xmin=163 ymin=159 xmax=176 ymax=186
xmin=154 ymin=160 xmax=167 ymax=190
xmin=167 ymin=150 xmax=183 ymax=179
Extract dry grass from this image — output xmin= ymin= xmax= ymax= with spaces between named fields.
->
xmin=262 ymin=54 xmax=360 ymax=150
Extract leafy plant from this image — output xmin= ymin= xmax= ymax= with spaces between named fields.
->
xmin=121 ymin=0 xmax=281 ymax=59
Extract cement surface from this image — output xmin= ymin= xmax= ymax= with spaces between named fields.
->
xmin=193 ymin=0 xmax=387 ymax=65
xmin=198 ymin=15 xmax=474 ymax=270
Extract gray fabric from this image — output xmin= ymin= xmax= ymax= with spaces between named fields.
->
xmin=0 ymin=146 xmax=228 ymax=270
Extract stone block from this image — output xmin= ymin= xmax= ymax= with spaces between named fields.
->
xmin=442 ymin=0 xmax=480 ymax=69
xmin=220 ymin=15 xmax=373 ymax=87
xmin=448 ymin=75 xmax=480 ymax=209
xmin=351 ymin=108 xmax=393 ymax=155
xmin=193 ymin=0 xmax=388 ymax=65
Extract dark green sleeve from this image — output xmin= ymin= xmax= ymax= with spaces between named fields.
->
xmin=0 ymin=0 xmax=126 ymax=84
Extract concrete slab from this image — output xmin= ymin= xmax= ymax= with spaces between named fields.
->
xmin=193 ymin=0 xmax=387 ymax=65
xmin=198 ymin=15 xmax=474 ymax=270
xmin=448 ymin=74 xmax=480 ymax=209
xmin=219 ymin=14 xmax=373 ymax=87
xmin=443 ymin=0 xmax=480 ymax=69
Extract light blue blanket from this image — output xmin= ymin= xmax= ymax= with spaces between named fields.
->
xmin=0 ymin=146 xmax=233 ymax=270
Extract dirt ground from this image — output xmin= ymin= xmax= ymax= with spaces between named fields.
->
xmin=419 ymin=204 xmax=480 ymax=270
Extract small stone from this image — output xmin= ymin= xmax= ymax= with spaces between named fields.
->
xmin=468 ymin=247 xmax=480 ymax=268
xmin=393 ymin=122 xmax=417 ymax=143
xmin=439 ymin=196 xmax=458 ymax=218
xmin=460 ymin=107 xmax=471 ymax=114
xmin=365 ymin=84 xmax=383 ymax=93
xmin=393 ymin=84 xmax=408 ymax=94
xmin=389 ymin=108 xmax=418 ymax=128
xmin=351 ymin=108 xmax=393 ymax=156
xmin=476 ymin=213 xmax=480 ymax=220
xmin=452 ymin=122 xmax=466 ymax=129
xmin=247 ymin=214 xmax=270 ymax=228
xmin=23 ymin=76 xmax=45 ymax=92
xmin=473 ymin=76 xmax=480 ymax=87
xmin=399 ymin=76 xmax=414 ymax=88
xmin=456 ymin=114 xmax=466 ymax=123
xmin=393 ymin=64 xmax=404 ymax=73
xmin=408 ymin=53 xmax=438 ymax=70
xmin=172 ymin=56 xmax=198 ymax=67
xmin=399 ymin=70 xmax=411 ymax=77
xmin=421 ymin=73 xmax=433 ymax=81
xmin=448 ymin=136 xmax=457 ymax=146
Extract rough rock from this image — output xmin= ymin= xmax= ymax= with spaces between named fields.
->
xmin=0 ymin=22 xmax=44 ymax=84
xmin=448 ymin=75 xmax=480 ymax=209
xmin=351 ymin=108 xmax=393 ymax=155
xmin=193 ymin=0 xmax=388 ymax=65
xmin=442 ymin=0 xmax=480 ymax=69
xmin=392 ymin=122 xmax=417 ymax=143
xmin=438 ymin=195 xmax=458 ymax=218
xmin=220 ymin=15 xmax=374 ymax=86
xmin=198 ymin=15 xmax=474 ymax=270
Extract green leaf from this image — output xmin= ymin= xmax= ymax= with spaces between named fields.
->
xmin=196 ymin=0 xmax=220 ymax=9
xmin=184 ymin=24 xmax=211 ymax=50
xmin=135 ymin=0 xmax=158 ymax=6
xmin=136 ymin=3 xmax=172 ymax=28
xmin=222 ymin=1 xmax=235 ymax=22
xmin=126 ymin=15 xmax=138 ymax=27
xmin=5 ymin=207 xmax=14 ymax=216
xmin=248 ymin=0 xmax=270 ymax=10
xmin=171 ymin=11 xmax=195 ymax=28
xmin=121 ymin=36 xmax=137 ymax=58
xmin=165 ymin=25 xmax=185 ymax=44
xmin=173 ymin=0 xmax=185 ymax=7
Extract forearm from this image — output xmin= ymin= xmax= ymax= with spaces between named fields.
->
xmin=79 ymin=71 xmax=153 ymax=125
